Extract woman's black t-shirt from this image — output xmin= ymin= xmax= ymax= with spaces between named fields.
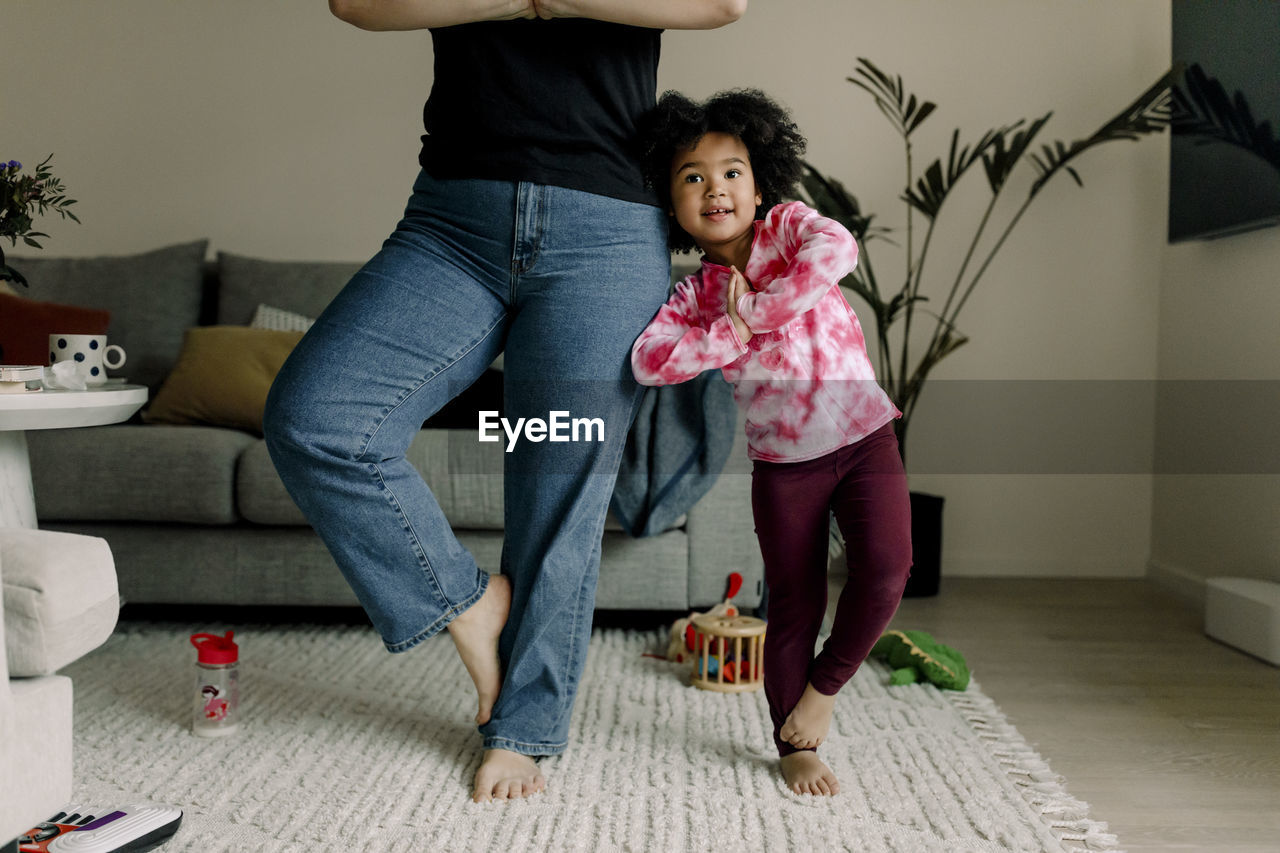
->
xmin=421 ymin=18 xmax=661 ymax=206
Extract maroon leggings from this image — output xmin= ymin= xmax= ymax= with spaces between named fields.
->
xmin=752 ymin=422 xmax=912 ymax=756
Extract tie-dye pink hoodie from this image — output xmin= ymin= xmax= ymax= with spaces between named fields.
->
xmin=631 ymin=201 xmax=899 ymax=463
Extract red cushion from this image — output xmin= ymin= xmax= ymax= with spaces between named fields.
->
xmin=0 ymin=292 xmax=112 ymax=366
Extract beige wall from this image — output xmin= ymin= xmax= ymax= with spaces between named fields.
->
xmin=5 ymin=1 xmax=1180 ymax=579
xmin=1151 ymin=226 xmax=1280 ymax=599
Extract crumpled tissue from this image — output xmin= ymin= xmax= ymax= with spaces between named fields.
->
xmin=44 ymin=361 xmax=89 ymax=391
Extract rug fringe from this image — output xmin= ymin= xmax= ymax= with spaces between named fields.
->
xmin=948 ymin=686 xmax=1127 ymax=853
xmin=1051 ymin=819 xmax=1122 ymax=850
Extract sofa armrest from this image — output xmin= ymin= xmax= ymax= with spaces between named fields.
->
xmin=1 ymin=530 xmax=119 ymax=677
xmin=684 ymin=422 xmax=763 ymax=610
xmin=0 ymin=549 xmax=9 ymax=688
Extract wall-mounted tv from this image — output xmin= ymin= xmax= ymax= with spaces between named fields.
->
xmin=1169 ymin=0 xmax=1280 ymax=242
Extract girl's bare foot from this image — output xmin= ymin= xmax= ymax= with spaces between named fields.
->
xmin=446 ymin=573 xmax=511 ymax=725
xmin=779 ymin=682 xmax=836 ymax=749
xmin=780 ymin=751 xmax=840 ymax=796
xmin=473 ymin=748 xmax=547 ymax=803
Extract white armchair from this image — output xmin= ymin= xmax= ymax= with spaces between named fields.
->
xmin=1 ymin=529 xmax=119 ymax=850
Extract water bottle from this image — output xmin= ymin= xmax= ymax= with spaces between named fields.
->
xmin=190 ymin=631 xmax=239 ymax=737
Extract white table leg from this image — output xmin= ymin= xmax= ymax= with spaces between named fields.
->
xmin=0 ymin=430 xmax=38 ymax=529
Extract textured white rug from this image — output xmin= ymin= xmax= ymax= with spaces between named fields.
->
xmin=61 ymin=621 xmax=1121 ymax=852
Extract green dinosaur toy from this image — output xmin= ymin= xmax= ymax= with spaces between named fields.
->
xmin=870 ymin=629 xmax=970 ymax=690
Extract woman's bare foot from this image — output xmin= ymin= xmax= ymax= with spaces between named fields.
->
xmin=446 ymin=573 xmax=511 ymax=725
xmin=780 ymin=751 xmax=840 ymax=796
xmin=473 ymin=749 xmax=547 ymax=803
xmin=779 ymin=682 xmax=837 ymax=749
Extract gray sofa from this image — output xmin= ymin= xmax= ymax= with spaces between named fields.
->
xmin=15 ymin=242 xmax=762 ymax=614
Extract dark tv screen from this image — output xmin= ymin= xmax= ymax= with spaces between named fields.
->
xmin=1169 ymin=0 xmax=1280 ymax=242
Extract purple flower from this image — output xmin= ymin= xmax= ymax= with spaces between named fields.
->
xmin=5 ymin=160 xmax=19 ymax=170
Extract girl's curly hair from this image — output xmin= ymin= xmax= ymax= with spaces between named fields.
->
xmin=638 ymin=88 xmax=807 ymax=253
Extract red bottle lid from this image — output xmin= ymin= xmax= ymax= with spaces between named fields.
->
xmin=190 ymin=631 xmax=238 ymax=665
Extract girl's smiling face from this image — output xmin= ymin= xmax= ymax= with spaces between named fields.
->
xmin=669 ymin=132 xmax=762 ymax=268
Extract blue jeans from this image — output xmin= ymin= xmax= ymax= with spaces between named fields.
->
xmin=263 ymin=171 xmax=669 ymax=755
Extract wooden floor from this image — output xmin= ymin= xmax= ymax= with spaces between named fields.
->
xmin=867 ymin=578 xmax=1280 ymax=853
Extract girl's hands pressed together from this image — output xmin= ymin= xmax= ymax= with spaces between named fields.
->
xmin=726 ymin=265 xmax=754 ymax=345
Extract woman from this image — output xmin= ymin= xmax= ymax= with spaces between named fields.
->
xmin=264 ymin=0 xmax=746 ymax=804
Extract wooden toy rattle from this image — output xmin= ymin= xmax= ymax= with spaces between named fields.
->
xmin=690 ymin=612 xmax=766 ymax=693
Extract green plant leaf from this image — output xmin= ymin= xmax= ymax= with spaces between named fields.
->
xmin=904 ymin=127 xmax=1005 ymax=219
xmin=799 ymin=161 xmax=890 ymax=243
xmin=907 ymin=101 xmax=937 ymax=135
xmin=981 ymin=114 xmax=1051 ymax=194
xmin=849 ymin=57 xmax=900 ymax=109
xmin=850 ymin=57 xmax=936 ymax=138
xmin=0 ymin=263 xmax=30 ymax=287
xmin=884 ymin=290 xmax=927 ymax=326
xmin=934 ymin=327 xmax=969 ymax=361
xmin=1029 ymin=67 xmax=1178 ymax=196
xmin=913 ymin=309 xmax=969 ymax=362
xmin=843 ymin=271 xmax=883 ymax=314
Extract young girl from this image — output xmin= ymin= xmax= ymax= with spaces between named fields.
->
xmin=631 ymin=90 xmax=913 ymax=796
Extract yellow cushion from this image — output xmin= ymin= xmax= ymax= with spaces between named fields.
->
xmin=144 ymin=326 xmax=304 ymax=434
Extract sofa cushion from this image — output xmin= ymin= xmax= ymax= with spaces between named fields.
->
xmin=597 ymin=529 xmax=690 ymax=610
xmin=1 ymin=528 xmax=118 ymax=677
xmin=235 ymin=441 xmax=304 ymax=525
xmin=7 ymin=241 xmax=209 ymax=390
xmin=237 ymin=429 xmax=675 ymax=533
xmin=47 ymin=523 xmax=364 ymax=608
xmin=216 ymin=252 xmax=360 ymax=325
xmin=0 ymin=292 xmax=112 ymax=366
xmin=28 ymin=424 xmax=257 ymax=524
xmin=250 ymin=303 xmax=316 ymax=332
xmin=415 ymin=428 xmax=507 ymax=529
xmin=237 ymin=428 xmax=507 ymax=529
xmin=143 ymin=326 xmax=304 ymax=435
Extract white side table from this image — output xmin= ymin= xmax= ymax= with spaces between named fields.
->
xmin=0 ymin=384 xmax=148 ymax=528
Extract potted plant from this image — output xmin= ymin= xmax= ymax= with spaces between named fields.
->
xmin=802 ymin=59 xmax=1180 ymax=595
xmin=1 ymin=155 xmax=79 ymax=288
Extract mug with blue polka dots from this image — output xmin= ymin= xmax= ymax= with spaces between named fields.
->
xmin=48 ymin=334 xmax=127 ymax=386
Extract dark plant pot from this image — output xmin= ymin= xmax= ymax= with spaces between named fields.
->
xmin=904 ymin=491 xmax=944 ymax=598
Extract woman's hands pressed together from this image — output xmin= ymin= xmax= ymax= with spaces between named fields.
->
xmin=329 ymin=0 xmax=533 ymax=30
xmin=330 ymin=0 xmax=745 ymax=30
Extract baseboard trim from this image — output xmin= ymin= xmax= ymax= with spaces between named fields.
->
xmin=937 ymin=555 xmax=1146 ymax=578
xmin=1147 ymin=558 xmax=1208 ymax=607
